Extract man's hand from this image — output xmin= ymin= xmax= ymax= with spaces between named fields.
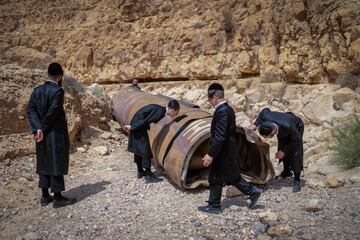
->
xmin=34 ymin=129 xmax=43 ymax=142
xmin=246 ymin=124 xmax=257 ymax=131
xmin=122 ymin=125 xmax=131 ymax=134
xmin=275 ymin=151 xmax=285 ymax=160
xmin=202 ymin=154 xmax=213 ymax=167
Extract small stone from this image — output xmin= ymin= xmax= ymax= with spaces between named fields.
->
xmin=16 ymin=235 xmax=23 ymax=240
xmin=59 ymin=230 xmax=66 ymax=235
xmin=24 ymin=232 xmax=41 ymax=240
xmin=77 ymin=147 xmax=86 ymax=153
xmin=258 ymin=211 xmax=278 ymax=225
xmin=229 ymin=205 xmax=240 ymax=211
xmin=307 ymin=179 xmax=325 ymax=188
xmin=196 ymin=213 xmax=208 ymax=220
xmin=251 ymin=221 xmax=269 ymax=236
xmin=4 ymin=158 xmax=11 ymax=166
xmin=194 ymin=221 xmax=202 ymax=227
xmin=101 ymin=132 xmax=112 ymax=140
xmin=267 ymin=224 xmax=293 ymax=237
xmin=110 ymin=134 xmax=121 ymax=140
xmin=24 ymin=175 xmax=34 ymax=181
xmin=19 ymin=177 xmax=28 ymax=184
xmin=304 ymin=199 xmax=323 ymax=212
xmin=93 ymin=146 xmax=108 ymax=156
xmin=67 ymin=214 xmax=73 ymax=219
xmin=100 ymin=117 xmax=107 ymax=123
xmin=256 ymin=234 xmax=272 ymax=240
xmin=325 ymin=176 xmax=344 ymax=188
xmin=26 ymin=225 xmax=34 ymax=231
xmin=298 ymin=232 xmax=313 ymax=240
xmin=223 ymin=185 xmax=242 ymax=197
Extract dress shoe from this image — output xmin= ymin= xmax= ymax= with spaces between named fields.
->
xmin=53 ymin=197 xmax=77 ymax=208
xmin=293 ymin=180 xmax=301 ymax=192
xmin=275 ymin=170 xmax=293 ymax=180
xmin=40 ymin=196 xmax=54 ymax=206
xmin=137 ymin=171 xmax=146 ymax=179
xmin=198 ymin=204 xmax=222 ymax=214
xmin=249 ymin=187 xmax=261 ymax=209
xmin=145 ymin=173 xmax=163 ymax=183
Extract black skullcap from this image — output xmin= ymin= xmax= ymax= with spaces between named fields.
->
xmin=168 ymin=99 xmax=180 ymax=110
xmin=208 ymin=83 xmax=224 ymax=92
xmin=48 ymin=62 xmax=64 ymax=76
xmin=259 ymin=121 xmax=273 ymax=136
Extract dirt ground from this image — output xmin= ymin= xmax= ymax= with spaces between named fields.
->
xmin=1 ymin=121 xmax=360 ymax=240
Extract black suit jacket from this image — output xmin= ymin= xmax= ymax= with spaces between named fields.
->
xmin=27 ymin=81 xmax=70 ymax=176
xmin=128 ymin=104 xmax=166 ymax=158
xmin=208 ymin=102 xmax=241 ymax=185
xmin=254 ymin=108 xmax=304 ymax=172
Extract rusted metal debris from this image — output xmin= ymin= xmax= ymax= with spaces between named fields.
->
xmin=112 ymin=86 xmax=274 ymax=189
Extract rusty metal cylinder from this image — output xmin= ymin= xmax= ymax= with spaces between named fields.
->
xmin=112 ymin=86 xmax=274 ymax=190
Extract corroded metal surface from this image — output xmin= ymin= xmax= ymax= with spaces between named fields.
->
xmin=112 ymin=86 xmax=274 ymax=189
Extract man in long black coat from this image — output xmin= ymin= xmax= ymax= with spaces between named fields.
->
xmin=198 ymin=83 xmax=261 ymax=214
xmin=248 ymin=108 xmax=304 ymax=192
xmin=123 ymin=100 xmax=180 ymax=183
xmin=27 ymin=62 xmax=76 ymax=208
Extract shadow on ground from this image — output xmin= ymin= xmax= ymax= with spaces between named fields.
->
xmin=64 ymin=180 xmax=111 ymax=203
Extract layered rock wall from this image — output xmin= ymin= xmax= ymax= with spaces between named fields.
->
xmin=1 ymin=0 xmax=360 ymax=84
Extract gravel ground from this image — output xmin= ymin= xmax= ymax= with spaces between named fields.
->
xmin=1 ymin=129 xmax=360 ymax=240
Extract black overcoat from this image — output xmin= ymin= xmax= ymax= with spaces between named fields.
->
xmin=26 ymin=81 xmax=70 ymax=176
xmin=254 ymin=108 xmax=304 ymax=172
xmin=128 ymin=104 xmax=166 ymax=158
xmin=208 ymin=102 xmax=241 ymax=185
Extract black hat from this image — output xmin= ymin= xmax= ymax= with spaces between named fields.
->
xmin=259 ymin=122 xmax=273 ymax=136
xmin=208 ymin=83 xmax=224 ymax=92
xmin=48 ymin=62 xmax=64 ymax=76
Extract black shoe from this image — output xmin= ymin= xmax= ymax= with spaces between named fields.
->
xmin=137 ymin=171 xmax=146 ymax=179
xmin=198 ymin=204 xmax=222 ymax=214
xmin=293 ymin=180 xmax=301 ymax=192
xmin=53 ymin=197 xmax=77 ymax=208
xmin=145 ymin=173 xmax=163 ymax=183
xmin=281 ymin=170 xmax=293 ymax=178
xmin=275 ymin=171 xmax=293 ymax=180
xmin=249 ymin=188 xmax=261 ymax=209
xmin=40 ymin=196 xmax=54 ymax=206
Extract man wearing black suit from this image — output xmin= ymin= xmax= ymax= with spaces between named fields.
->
xmin=248 ymin=108 xmax=304 ymax=192
xmin=123 ymin=100 xmax=180 ymax=183
xmin=27 ymin=62 xmax=76 ymax=208
xmin=198 ymin=83 xmax=261 ymax=214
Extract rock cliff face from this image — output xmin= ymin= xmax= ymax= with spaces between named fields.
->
xmin=1 ymin=0 xmax=360 ymax=84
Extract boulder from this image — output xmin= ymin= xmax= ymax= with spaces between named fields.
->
xmin=258 ymin=211 xmax=279 ymax=226
xmin=303 ymin=94 xmax=335 ymax=125
xmin=325 ymin=175 xmax=344 ymax=188
xmin=267 ymin=224 xmax=293 ymax=237
xmin=303 ymin=199 xmax=323 ymax=212
xmin=93 ymin=146 xmax=109 ymax=156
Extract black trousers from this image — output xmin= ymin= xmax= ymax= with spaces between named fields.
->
xmin=208 ymin=176 xmax=254 ymax=208
xmin=134 ymin=154 xmax=151 ymax=170
xmin=39 ymin=175 xmax=65 ymax=192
